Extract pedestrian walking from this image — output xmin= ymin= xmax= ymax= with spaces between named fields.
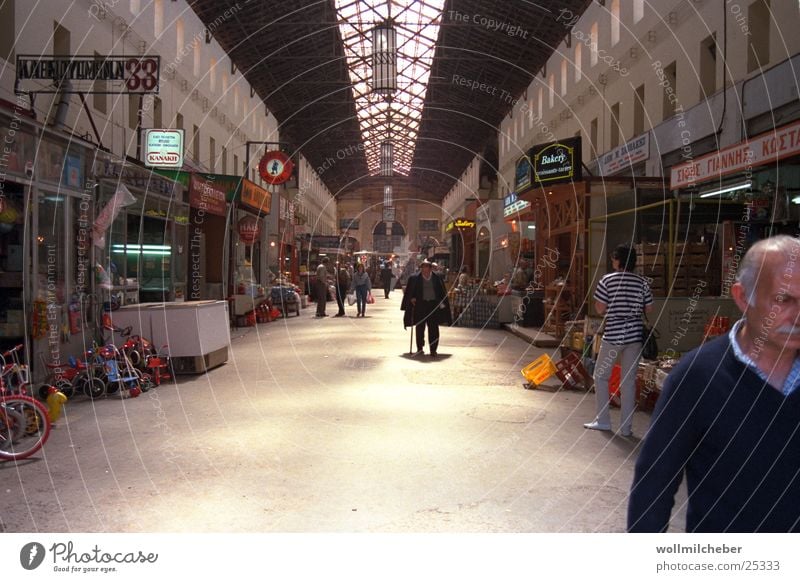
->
xmin=381 ymin=261 xmax=393 ymax=298
xmin=401 ymin=259 xmax=452 ymax=357
xmin=628 ymin=235 xmax=800 ymax=532
xmin=584 ymin=245 xmax=653 ymax=436
xmin=315 ymin=257 xmax=330 ymax=317
xmin=351 ymin=262 xmax=371 ymax=317
xmin=334 ymin=263 xmax=351 ymax=317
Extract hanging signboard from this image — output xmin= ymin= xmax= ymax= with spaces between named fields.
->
xmin=445 ymin=218 xmax=476 ymax=233
xmin=240 ymin=179 xmax=271 ymax=214
xmin=515 ymin=155 xmax=532 ymax=191
xmin=258 ymin=151 xmax=294 ymax=185
xmin=598 ymin=133 xmax=649 ymax=176
xmin=15 ymin=54 xmax=160 ymax=94
xmin=237 ymin=215 xmax=261 ymax=245
xmin=189 ymin=174 xmax=227 ymax=217
xmin=503 ymin=192 xmax=531 ymax=217
xmin=145 ymin=129 xmax=184 ymax=169
xmin=670 ymin=119 xmax=800 ymax=189
xmin=530 ymin=136 xmax=582 ymax=186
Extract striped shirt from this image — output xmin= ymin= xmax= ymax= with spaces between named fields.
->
xmin=595 ymin=271 xmax=653 ymax=345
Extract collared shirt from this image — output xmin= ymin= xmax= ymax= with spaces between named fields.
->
xmin=728 ymin=319 xmax=800 ymax=395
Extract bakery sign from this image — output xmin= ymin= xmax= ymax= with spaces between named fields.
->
xmin=530 ymin=136 xmax=582 ymax=186
xmin=445 ymin=218 xmax=476 ymax=233
xmin=144 ymin=129 xmax=184 ymax=168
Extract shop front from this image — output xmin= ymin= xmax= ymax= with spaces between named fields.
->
xmin=445 ymin=217 xmax=476 ymax=274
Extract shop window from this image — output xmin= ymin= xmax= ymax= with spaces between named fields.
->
xmin=590 ymin=117 xmax=598 ymax=157
xmin=610 ymin=0 xmax=620 ymax=46
xmin=661 ymin=61 xmax=677 ymax=120
xmin=37 ymin=195 xmax=66 ymax=302
xmin=93 ymin=52 xmax=107 ymax=114
xmin=610 ymin=102 xmax=621 ymax=148
xmin=0 ymin=0 xmax=13 ymax=62
xmin=590 ymin=23 xmax=598 ymax=66
xmin=748 ymin=0 xmax=770 ymax=73
xmin=700 ymin=34 xmax=717 ymax=99
xmin=574 ymin=43 xmax=582 ymax=83
xmin=73 ymin=197 xmax=93 ymax=297
xmin=634 ymin=84 xmax=645 ymax=136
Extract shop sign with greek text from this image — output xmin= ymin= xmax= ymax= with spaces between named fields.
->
xmin=145 ymin=129 xmax=184 ymax=169
xmin=598 ymin=133 xmax=649 ymax=176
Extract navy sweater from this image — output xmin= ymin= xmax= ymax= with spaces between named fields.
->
xmin=628 ymin=334 xmax=800 ymax=532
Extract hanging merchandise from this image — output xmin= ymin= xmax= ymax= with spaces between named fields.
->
xmin=32 ymin=300 xmax=48 ymax=339
xmin=92 ymin=184 xmax=136 ymax=248
xmin=68 ymin=296 xmax=82 ymax=335
xmin=95 ymin=263 xmax=112 ymax=290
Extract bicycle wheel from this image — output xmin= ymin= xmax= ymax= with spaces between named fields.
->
xmin=0 ymin=395 xmax=51 ymax=461
xmin=80 ymin=373 xmax=107 ymax=399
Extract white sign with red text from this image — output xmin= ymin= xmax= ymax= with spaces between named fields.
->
xmin=144 ymin=129 xmax=184 ymax=168
xmin=671 ymin=120 xmax=800 ymax=189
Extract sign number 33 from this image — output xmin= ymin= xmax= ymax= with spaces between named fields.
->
xmin=125 ymin=58 xmax=158 ymax=91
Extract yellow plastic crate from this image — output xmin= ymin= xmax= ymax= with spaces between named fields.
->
xmin=521 ymin=354 xmax=557 ymax=387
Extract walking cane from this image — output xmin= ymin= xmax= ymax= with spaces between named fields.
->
xmin=409 ymin=303 xmax=415 ymax=355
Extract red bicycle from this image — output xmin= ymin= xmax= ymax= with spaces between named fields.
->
xmin=0 ymin=345 xmax=52 ymax=461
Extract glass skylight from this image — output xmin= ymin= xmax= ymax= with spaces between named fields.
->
xmin=334 ymin=0 xmax=445 ymax=176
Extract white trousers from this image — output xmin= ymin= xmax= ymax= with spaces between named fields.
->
xmin=592 ymin=339 xmax=642 ymax=432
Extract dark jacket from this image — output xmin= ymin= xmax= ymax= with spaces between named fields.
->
xmin=401 ymin=272 xmax=452 ymax=328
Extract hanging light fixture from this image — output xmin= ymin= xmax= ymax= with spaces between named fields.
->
xmin=372 ymin=21 xmax=397 ymax=98
xmin=380 ymin=140 xmax=394 ymax=176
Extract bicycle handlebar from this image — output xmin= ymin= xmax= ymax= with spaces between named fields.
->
xmin=103 ymin=324 xmax=132 ymax=336
xmin=1 ymin=344 xmax=24 ymax=358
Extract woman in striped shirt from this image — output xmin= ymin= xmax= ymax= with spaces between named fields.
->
xmin=584 ymin=245 xmax=654 ymax=437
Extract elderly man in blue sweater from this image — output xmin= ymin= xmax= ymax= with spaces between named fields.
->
xmin=628 ymin=235 xmax=800 ymax=532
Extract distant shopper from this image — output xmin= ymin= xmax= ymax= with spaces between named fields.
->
xmin=401 ymin=259 xmax=452 ymax=357
xmin=584 ymin=245 xmax=653 ymax=437
xmin=457 ymin=267 xmax=469 ymax=288
xmin=381 ymin=261 xmax=393 ymax=298
xmin=315 ymin=257 xmax=330 ymax=318
xmin=334 ymin=263 xmax=351 ymax=317
xmin=629 ymin=235 xmax=800 ymax=532
xmin=351 ymin=262 xmax=371 ymax=317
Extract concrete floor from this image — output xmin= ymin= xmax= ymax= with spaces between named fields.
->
xmin=0 ymin=293 xmax=677 ymax=533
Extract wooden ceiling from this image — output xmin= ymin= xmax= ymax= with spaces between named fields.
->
xmin=188 ymin=0 xmax=591 ymax=200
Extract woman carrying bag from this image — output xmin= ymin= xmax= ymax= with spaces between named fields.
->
xmin=584 ymin=245 xmax=653 ymax=437
xmin=351 ymin=262 xmax=372 ymax=317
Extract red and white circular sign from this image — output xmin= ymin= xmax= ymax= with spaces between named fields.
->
xmin=258 ymin=151 xmax=294 ymax=185
xmin=237 ymin=215 xmax=262 ymax=245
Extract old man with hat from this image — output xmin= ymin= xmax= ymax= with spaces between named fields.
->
xmin=401 ymin=259 xmax=452 ymax=357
